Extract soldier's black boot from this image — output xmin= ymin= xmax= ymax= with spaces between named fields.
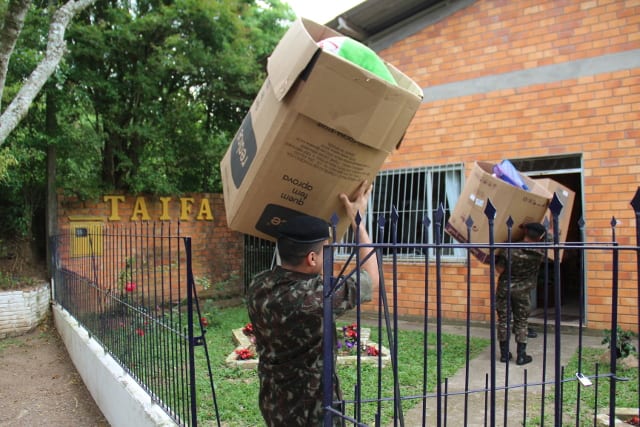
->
xmin=516 ymin=342 xmax=533 ymax=365
xmin=499 ymin=341 xmax=512 ymax=363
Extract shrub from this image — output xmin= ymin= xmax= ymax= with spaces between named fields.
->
xmin=601 ymin=326 xmax=637 ymax=358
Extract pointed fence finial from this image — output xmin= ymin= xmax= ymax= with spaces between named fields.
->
xmin=376 ymin=215 xmax=386 ymax=244
xmin=423 ymin=215 xmax=431 ymax=229
xmin=422 ymin=214 xmax=431 ymax=241
xmin=484 ymin=199 xmax=496 ymax=221
xmin=390 ymin=205 xmax=399 ymax=243
xmin=506 ymin=216 xmax=514 ymax=242
xmin=391 ymin=205 xmax=399 ymax=222
xmin=435 ymin=203 xmax=445 ymax=226
xmin=631 ymin=187 xmax=640 ymax=213
xmin=549 ymin=193 xmax=564 ymax=217
xmin=378 ymin=215 xmax=386 ymax=228
xmin=465 ymin=215 xmax=474 ymax=229
xmin=578 ymin=217 xmax=585 ymax=230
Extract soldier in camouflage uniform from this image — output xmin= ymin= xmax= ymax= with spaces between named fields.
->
xmin=246 ymin=180 xmax=379 ymax=426
xmin=495 ymin=222 xmax=546 ymax=365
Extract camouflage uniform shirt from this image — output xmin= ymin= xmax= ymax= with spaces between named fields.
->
xmin=496 ymin=246 xmax=545 ymax=293
xmin=246 ymin=266 xmax=372 ymax=426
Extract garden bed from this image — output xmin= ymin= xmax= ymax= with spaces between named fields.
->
xmin=226 ymin=327 xmax=391 ymax=369
xmin=0 ymin=281 xmax=50 ymax=339
xmin=596 ymin=408 xmax=640 ymax=426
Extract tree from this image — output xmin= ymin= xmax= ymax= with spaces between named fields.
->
xmin=0 ymin=0 xmax=98 ymax=144
xmin=61 ymin=0 xmax=293 ymax=193
xmin=0 ymin=0 xmax=293 ymax=275
xmin=0 ymin=0 xmax=293 ymax=238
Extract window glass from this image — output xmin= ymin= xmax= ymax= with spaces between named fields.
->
xmin=342 ymin=163 xmax=465 ymax=259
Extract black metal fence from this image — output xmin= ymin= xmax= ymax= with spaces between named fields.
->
xmin=321 ymin=190 xmax=640 ymax=426
xmin=50 ymin=189 xmax=640 ymax=426
xmin=51 ymin=222 xmax=219 ymax=427
xmin=243 ymin=234 xmax=276 ymax=293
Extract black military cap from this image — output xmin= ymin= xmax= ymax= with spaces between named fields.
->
xmin=520 ymin=222 xmax=546 ymax=237
xmin=278 ymin=215 xmax=330 ymax=244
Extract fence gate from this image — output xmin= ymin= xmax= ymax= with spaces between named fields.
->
xmin=322 ymin=192 xmax=640 ymax=427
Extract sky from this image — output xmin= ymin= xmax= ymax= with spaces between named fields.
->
xmin=284 ymin=0 xmax=366 ymax=24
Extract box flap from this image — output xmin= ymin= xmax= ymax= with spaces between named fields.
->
xmin=267 ymin=18 xmax=341 ymax=101
xmin=288 ymin=52 xmax=422 ymax=151
xmin=267 ymin=18 xmax=423 ymax=151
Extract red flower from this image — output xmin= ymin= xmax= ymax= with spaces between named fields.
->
xmin=200 ymin=317 xmax=209 ymax=327
xmin=125 ymin=282 xmax=136 ymax=292
xmin=235 ymin=347 xmax=255 ymax=360
xmin=242 ymin=323 xmax=254 ymax=336
xmin=338 ymin=323 xmax=360 ymax=355
xmin=366 ymin=345 xmax=379 ymax=357
xmin=135 ymin=328 xmax=144 ymax=337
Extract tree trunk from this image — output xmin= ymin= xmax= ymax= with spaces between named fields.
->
xmin=45 ymin=87 xmax=58 ymax=279
xmin=0 ymin=0 xmax=98 ymax=145
xmin=0 ymin=0 xmax=32 ymax=112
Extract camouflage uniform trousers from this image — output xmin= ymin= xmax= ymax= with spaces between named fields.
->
xmin=495 ymin=246 xmax=544 ymax=344
xmin=257 ymin=359 xmax=343 ymax=426
xmin=496 ymin=285 xmax=532 ymax=343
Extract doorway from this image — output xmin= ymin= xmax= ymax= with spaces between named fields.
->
xmin=509 ymin=155 xmax=584 ymax=325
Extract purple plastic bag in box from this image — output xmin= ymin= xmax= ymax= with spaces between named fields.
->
xmin=493 ymin=160 xmax=529 ymax=190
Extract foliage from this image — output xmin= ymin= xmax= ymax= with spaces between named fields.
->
xmin=194 ymin=275 xmax=211 ymax=291
xmin=0 ymin=148 xmax=18 ymax=183
xmin=0 ymin=270 xmax=16 ymax=290
xmin=59 ymin=0 xmax=294 ymax=194
xmin=337 ymin=322 xmax=380 ymax=356
xmin=602 ymin=326 xmax=638 ymax=359
xmin=0 ymin=0 xmax=295 ymax=245
xmin=0 ymin=142 xmax=46 ymax=238
xmin=0 ymin=270 xmax=37 ymax=290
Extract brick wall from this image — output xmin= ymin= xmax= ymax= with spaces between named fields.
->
xmin=57 ymin=193 xmax=244 ymax=299
xmin=369 ymin=0 xmax=639 ymax=330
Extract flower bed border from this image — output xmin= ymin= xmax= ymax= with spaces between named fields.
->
xmin=225 ymin=328 xmax=391 ymax=369
xmin=0 ymin=282 xmax=50 ymax=339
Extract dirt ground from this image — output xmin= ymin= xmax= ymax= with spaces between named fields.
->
xmin=0 ymin=315 xmax=109 ymax=427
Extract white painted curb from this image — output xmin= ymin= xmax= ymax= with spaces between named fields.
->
xmin=53 ymin=303 xmax=178 ymax=427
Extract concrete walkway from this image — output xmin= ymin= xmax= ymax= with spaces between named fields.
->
xmin=342 ymin=314 xmax=605 ymax=427
xmin=401 ymin=322 xmax=603 ymax=426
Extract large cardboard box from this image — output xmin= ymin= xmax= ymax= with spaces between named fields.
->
xmin=445 ymin=161 xmax=553 ymax=263
xmin=221 ymin=18 xmax=423 ymax=241
xmin=533 ymin=178 xmax=576 ymax=261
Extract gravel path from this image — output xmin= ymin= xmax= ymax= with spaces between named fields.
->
xmin=0 ymin=316 xmax=109 ymax=427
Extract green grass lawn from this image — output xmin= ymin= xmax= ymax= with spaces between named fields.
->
xmin=194 ymin=305 xmax=490 ymax=426
xmin=526 ymin=347 xmax=639 ymax=426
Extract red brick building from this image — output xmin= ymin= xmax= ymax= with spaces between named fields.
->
xmin=326 ymin=0 xmax=639 ymax=331
xmin=57 ymin=0 xmax=638 ymax=332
